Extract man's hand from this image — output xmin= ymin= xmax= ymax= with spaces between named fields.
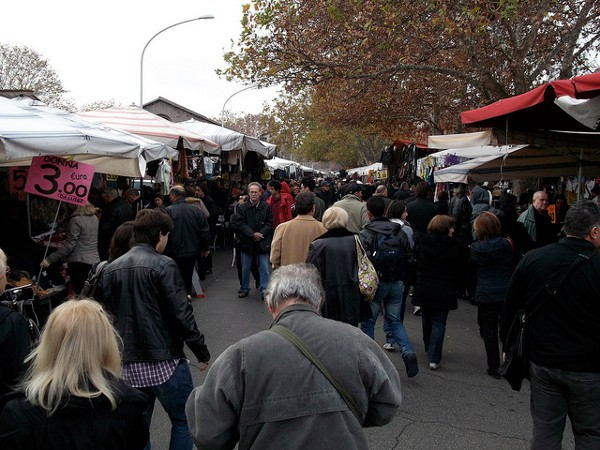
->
xmin=253 ymin=232 xmax=264 ymax=241
xmin=198 ymin=362 xmax=209 ymax=372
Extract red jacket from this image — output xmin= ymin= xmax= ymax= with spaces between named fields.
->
xmin=267 ymin=182 xmax=294 ymax=227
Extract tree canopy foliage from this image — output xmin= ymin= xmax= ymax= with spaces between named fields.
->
xmin=221 ymin=0 xmax=600 ymax=161
xmin=0 ymin=44 xmax=75 ymax=110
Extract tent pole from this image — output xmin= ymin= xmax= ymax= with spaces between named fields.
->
xmin=577 ymin=149 xmax=583 ymax=201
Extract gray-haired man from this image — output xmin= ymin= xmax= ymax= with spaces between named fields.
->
xmin=186 ymin=263 xmax=402 ymax=449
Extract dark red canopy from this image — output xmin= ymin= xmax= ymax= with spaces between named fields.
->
xmin=461 ymin=72 xmax=600 ymax=131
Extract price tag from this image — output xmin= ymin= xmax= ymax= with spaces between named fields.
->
xmin=24 ymin=156 xmax=95 ymax=206
xmin=9 ymin=167 xmax=29 ymax=201
xmin=547 ymin=204 xmax=556 ymax=224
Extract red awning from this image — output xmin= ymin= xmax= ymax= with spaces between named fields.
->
xmin=461 ymin=72 xmax=600 ymax=131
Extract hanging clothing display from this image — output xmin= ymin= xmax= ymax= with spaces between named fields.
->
xmin=157 ymin=159 xmax=172 ymax=195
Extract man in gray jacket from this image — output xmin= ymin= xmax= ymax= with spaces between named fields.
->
xmin=186 ymin=263 xmax=402 ymax=450
xmin=333 ymin=182 xmax=369 ymax=233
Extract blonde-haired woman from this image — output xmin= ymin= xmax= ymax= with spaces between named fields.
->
xmin=413 ymin=214 xmax=461 ymax=370
xmin=0 ymin=299 xmax=149 ymax=449
xmin=40 ymin=202 xmax=100 ymax=295
xmin=307 ymin=207 xmax=371 ymax=325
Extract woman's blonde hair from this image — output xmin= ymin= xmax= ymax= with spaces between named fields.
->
xmin=322 ymin=206 xmax=349 ymax=230
xmin=72 ymin=202 xmax=98 ymax=216
xmin=23 ymin=299 xmax=122 ymax=415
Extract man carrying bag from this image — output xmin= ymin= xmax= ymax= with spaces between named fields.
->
xmin=500 ymin=200 xmax=600 ymax=449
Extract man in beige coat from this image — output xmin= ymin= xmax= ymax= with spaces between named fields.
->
xmin=270 ymin=192 xmax=326 ymax=268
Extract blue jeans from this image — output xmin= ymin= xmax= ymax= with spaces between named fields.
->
xmin=139 ymin=360 xmax=194 ymax=450
xmin=529 ymin=361 xmax=600 ymax=449
xmin=241 ymin=252 xmax=270 ymax=293
xmin=360 ymin=280 xmax=415 ymax=356
xmin=421 ymin=309 xmax=449 ymax=365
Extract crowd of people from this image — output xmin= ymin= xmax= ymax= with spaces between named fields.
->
xmin=1 ymin=174 xmax=599 ymax=448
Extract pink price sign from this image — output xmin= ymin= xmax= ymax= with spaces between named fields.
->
xmin=24 ymin=156 xmax=95 ymax=205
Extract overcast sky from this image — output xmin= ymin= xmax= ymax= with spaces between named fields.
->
xmin=0 ymin=1 xmax=279 ymax=119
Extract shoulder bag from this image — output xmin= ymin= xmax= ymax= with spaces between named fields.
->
xmin=271 ymin=324 xmax=362 ymax=424
xmin=354 ymin=235 xmax=378 ymax=302
xmin=499 ymin=251 xmax=593 ymax=391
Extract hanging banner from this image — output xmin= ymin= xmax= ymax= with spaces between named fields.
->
xmin=24 ymin=156 xmax=95 ymax=205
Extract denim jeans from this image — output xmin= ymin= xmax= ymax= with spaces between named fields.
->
xmin=477 ymin=302 xmax=503 ymax=371
xmin=529 ymin=361 xmax=600 ymax=450
xmin=241 ymin=252 xmax=270 ymax=293
xmin=421 ymin=309 xmax=449 ymax=365
xmin=139 ymin=360 xmax=195 ymax=450
xmin=360 ymin=280 xmax=415 ymax=356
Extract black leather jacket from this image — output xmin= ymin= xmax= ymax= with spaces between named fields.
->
xmin=98 ymin=243 xmax=210 ymax=363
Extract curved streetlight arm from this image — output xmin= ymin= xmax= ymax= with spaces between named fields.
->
xmin=221 ymin=84 xmax=259 ymax=127
xmin=140 ymin=15 xmax=214 ymax=107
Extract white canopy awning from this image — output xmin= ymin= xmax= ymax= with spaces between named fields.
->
xmin=0 ymin=97 xmax=178 ymax=177
xmin=347 ymin=162 xmax=382 ymax=177
xmin=418 ymin=145 xmax=522 ymax=181
xmin=177 ymin=119 xmax=276 ymax=158
xmin=427 ymin=131 xmax=493 ymax=149
xmin=78 ymin=107 xmax=220 ymax=153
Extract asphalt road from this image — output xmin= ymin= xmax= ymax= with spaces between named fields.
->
xmin=149 ymin=245 xmax=575 ymax=450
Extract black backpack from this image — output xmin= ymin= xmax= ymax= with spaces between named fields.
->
xmin=372 ymin=231 xmax=406 ymax=282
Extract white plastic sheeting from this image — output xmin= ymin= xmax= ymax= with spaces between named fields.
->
xmin=177 ymin=119 xmax=275 ymax=158
xmin=0 ymin=97 xmax=178 ymax=177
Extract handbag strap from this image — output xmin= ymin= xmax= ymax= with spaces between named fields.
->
xmin=527 ymin=250 xmax=594 ymax=319
xmin=270 ymin=324 xmax=362 ymax=424
xmin=354 ymin=235 xmax=365 ymax=257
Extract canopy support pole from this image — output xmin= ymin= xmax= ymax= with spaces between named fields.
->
xmin=577 ymin=148 xmax=583 ymax=201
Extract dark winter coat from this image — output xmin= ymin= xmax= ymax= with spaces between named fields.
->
xmin=98 ymin=197 xmax=134 ymax=261
xmin=501 ymin=238 xmax=600 ymax=373
xmin=413 ymin=233 xmax=461 ymax=310
xmin=230 ymin=200 xmax=273 ymax=255
xmin=450 ymin=194 xmax=473 ymax=244
xmin=470 ymin=186 xmax=504 ymax=233
xmin=165 ymin=198 xmax=211 ymax=258
xmin=470 ymin=236 xmax=516 ymax=303
xmin=0 ymin=377 xmax=149 ymax=449
xmin=406 ymin=198 xmax=437 ymax=245
xmin=0 ymin=305 xmax=32 ymax=405
xmin=307 ymin=228 xmax=371 ymax=325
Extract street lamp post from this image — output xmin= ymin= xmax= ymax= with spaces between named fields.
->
xmin=220 ymin=84 xmax=258 ymax=127
xmin=140 ymin=15 xmax=214 ymax=107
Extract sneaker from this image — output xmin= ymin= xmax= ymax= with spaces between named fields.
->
xmin=487 ymin=369 xmax=502 ymax=379
xmin=383 ymin=343 xmax=394 ymax=351
xmin=404 ymin=353 xmax=419 ymax=378
xmin=238 ymin=291 xmax=249 ymax=298
xmin=413 ymin=306 xmax=422 ymax=316
xmin=429 ymin=363 xmax=440 ymax=370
